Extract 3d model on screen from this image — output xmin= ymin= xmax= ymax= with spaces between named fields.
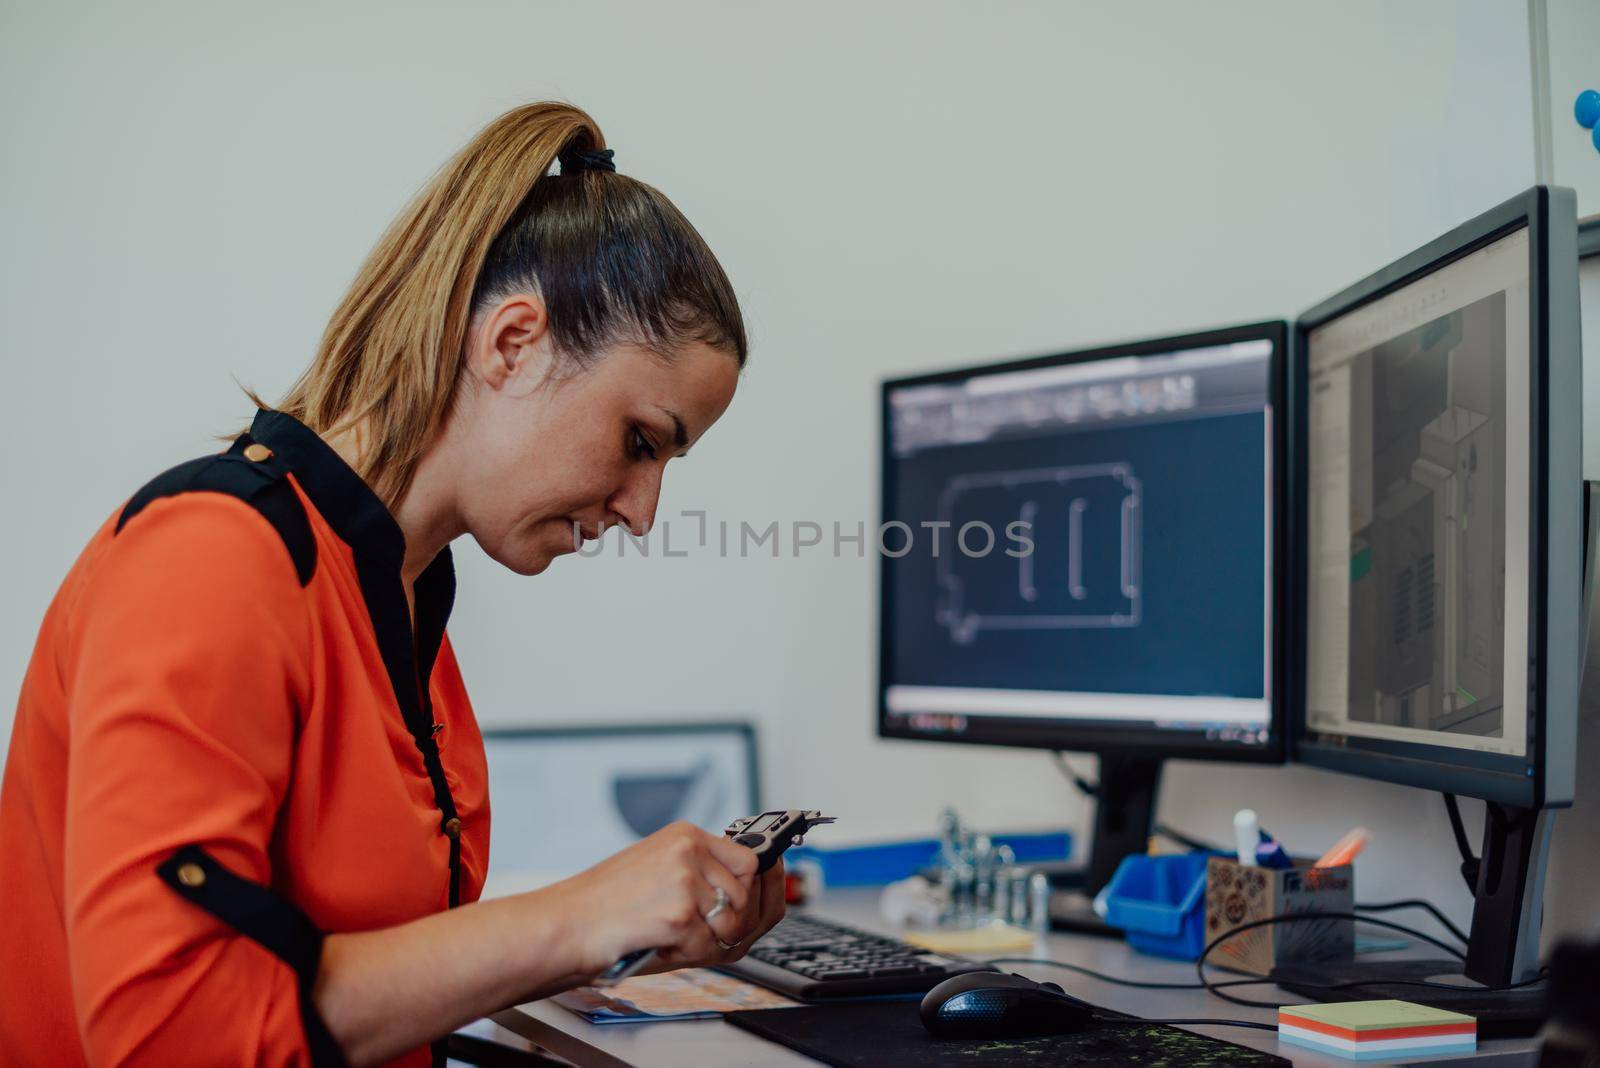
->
xmin=1345 ymin=294 xmax=1506 ymax=737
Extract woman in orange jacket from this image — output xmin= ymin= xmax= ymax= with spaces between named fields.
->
xmin=0 ymin=101 xmax=783 ymax=1067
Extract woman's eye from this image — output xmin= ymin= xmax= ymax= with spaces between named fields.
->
xmin=630 ymin=428 xmax=658 ymax=461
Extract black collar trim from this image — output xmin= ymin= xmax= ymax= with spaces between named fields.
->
xmin=249 ymin=409 xmax=406 ymax=565
xmin=245 ymin=410 xmax=463 ymax=905
xmin=246 ymin=409 xmax=455 ymax=641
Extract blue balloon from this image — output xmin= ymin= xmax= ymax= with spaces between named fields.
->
xmin=1593 ymin=121 xmax=1600 ymax=154
xmin=1577 ymin=89 xmax=1600 ymax=129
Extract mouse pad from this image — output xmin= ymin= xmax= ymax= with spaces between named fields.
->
xmin=724 ymin=1002 xmax=1289 ymax=1067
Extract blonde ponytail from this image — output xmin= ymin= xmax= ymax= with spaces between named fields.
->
xmin=275 ymin=101 xmax=744 ymax=506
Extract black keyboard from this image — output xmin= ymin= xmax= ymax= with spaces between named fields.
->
xmin=717 ymin=912 xmax=997 ymax=1001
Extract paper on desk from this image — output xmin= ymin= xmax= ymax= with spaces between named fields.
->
xmin=553 ymin=968 xmax=801 ymax=1024
xmin=902 ymin=921 xmax=1037 ymax=955
xmin=1354 ymin=932 xmax=1410 ymax=954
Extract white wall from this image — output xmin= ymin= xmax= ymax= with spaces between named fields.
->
xmin=4 ymin=1 xmax=1593 ymax=943
xmin=1537 ymin=0 xmax=1600 ymax=215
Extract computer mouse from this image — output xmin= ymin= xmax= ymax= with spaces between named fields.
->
xmin=919 ymin=971 xmax=1097 ymax=1039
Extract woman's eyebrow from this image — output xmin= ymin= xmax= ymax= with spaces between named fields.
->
xmin=654 ymin=407 xmax=690 ymax=452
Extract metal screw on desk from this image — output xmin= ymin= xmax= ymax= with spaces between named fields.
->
xmin=988 ymin=845 xmax=1016 ymax=925
xmin=937 ymin=808 xmax=962 ymax=866
xmin=973 ymin=834 xmax=995 ymax=919
xmin=1010 ymin=871 xmax=1030 ymax=926
xmin=993 ymin=868 xmax=1014 ymax=925
xmin=1028 ymin=872 xmax=1051 ymax=934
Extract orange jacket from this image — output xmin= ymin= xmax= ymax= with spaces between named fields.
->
xmin=1 ymin=410 xmax=490 ymax=1066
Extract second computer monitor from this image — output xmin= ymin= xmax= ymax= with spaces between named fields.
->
xmin=879 ymin=322 xmax=1286 ymax=761
xmin=1294 ymin=186 xmax=1581 ymax=810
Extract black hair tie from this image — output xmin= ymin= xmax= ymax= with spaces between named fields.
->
xmin=560 ymin=147 xmax=616 ymax=174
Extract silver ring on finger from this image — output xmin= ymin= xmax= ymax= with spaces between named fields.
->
xmin=716 ymin=935 xmax=741 ymax=952
xmin=702 ymin=886 xmax=730 ymax=924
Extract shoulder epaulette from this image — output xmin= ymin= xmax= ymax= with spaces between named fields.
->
xmin=116 ymin=441 xmax=317 ymax=586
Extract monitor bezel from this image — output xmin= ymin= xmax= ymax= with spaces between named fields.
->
xmin=1289 ymin=185 xmax=1581 ymax=809
xmin=877 ymin=320 xmax=1290 ymax=764
xmin=479 ymin=721 xmax=763 ymax=813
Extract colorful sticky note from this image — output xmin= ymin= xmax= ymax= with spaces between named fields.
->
xmin=1279 ymin=1000 xmax=1476 ymax=1061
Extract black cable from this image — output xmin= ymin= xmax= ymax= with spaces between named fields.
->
xmin=1196 ymin=912 xmax=1467 ymax=1008
xmin=1354 ymin=898 xmax=1469 ymax=947
xmin=1443 ymin=793 xmax=1481 ymax=892
xmin=1102 ymin=1017 xmax=1280 ymax=1033
xmin=1051 ymin=752 xmax=1476 ymax=940
xmin=974 ymin=958 xmax=1279 ymax=1031
xmin=995 ymin=947 xmax=1548 ymax=1009
xmin=1048 ymin=752 xmax=1226 ymax=856
xmin=987 ymin=957 xmax=1262 ymax=991
xmin=1443 ymin=793 xmax=1474 ymax=858
xmin=1320 ymin=969 xmax=1550 ymax=995
xmin=1052 ymin=751 xmax=1099 ymax=799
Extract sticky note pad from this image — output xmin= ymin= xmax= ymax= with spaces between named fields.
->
xmin=1278 ymin=1000 xmax=1475 ymax=1060
xmin=901 ymin=922 xmax=1036 ymax=955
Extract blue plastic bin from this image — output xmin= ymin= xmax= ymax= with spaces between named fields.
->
xmin=1102 ymin=852 xmax=1213 ymax=960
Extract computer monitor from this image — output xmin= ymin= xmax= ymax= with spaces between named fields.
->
xmin=481 ymin=722 xmax=759 ymax=882
xmin=1287 ymin=186 xmax=1582 ymax=1021
xmin=878 ymin=322 xmax=1288 ymax=907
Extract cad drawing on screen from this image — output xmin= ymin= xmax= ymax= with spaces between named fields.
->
xmin=935 ymin=462 xmax=1143 ymax=645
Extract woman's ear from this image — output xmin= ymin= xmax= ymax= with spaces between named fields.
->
xmin=467 ymin=294 xmax=552 ymax=390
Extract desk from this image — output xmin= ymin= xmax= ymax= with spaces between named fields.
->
xmin=490 ymin=888 xmax=1541 ymax=1067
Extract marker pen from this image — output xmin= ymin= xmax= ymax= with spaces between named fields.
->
xmin=1233 ymin=808 xmax=1259 ymax=867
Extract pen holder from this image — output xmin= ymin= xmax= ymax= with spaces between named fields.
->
xmin=1203 ymin=857 xmax=1354 ymax=976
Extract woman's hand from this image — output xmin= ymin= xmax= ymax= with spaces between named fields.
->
xmin=644 ymin=848 xmax=786 ymax=975
xmin=554 ymin=821 xmax=787 ymax=978
xmin=308 ymin=822 xmax=788 ymax=1065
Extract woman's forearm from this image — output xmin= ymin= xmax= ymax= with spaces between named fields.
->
xmin=312 ymin=882 xmax=593 ymax=1066
xmin=308 ymin=822 xmax=781 ymax=1066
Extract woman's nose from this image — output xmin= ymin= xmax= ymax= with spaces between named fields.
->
xmin=608 ymin=465 xmax=665 ymax=536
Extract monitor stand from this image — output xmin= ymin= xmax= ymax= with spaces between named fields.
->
xmin=1272 ymin=804 xmax=1554 ymax=1038
xmin=1041 ymin=754 xmax=1162 ymax=937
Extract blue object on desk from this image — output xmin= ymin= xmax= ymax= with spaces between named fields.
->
xmin=1101 ymin=852 xmax=1213 ymax=960
xmin=1254 ymin=840 xmax=1293 ymax=869
xmin=787 ymin=830 xmax=1072 ymax=887
xmin=1576 ymin=89 xmax=1600 ymax=129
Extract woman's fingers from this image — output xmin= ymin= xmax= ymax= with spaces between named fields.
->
xmin=690 ymin=826 xmax=771 ymax=950
xmin=704 ymin=829 xmax=760 ymax=880
xmin=762 ymin=862 xmax=786 ymax=922
xmin=754 ymin=861 xmax=787 ymax=936
xmin=660 ymin=830 xmax=755 ymax=961
xmin=662 ymin=875 xmax=719 ymax=962
xmin=596 ymin=822 xmax=789 ymax=972
xmin=697 ymin=865 xmax=752 ymax=950
xmin=711 ymin=860 xmax=787 ymax=960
